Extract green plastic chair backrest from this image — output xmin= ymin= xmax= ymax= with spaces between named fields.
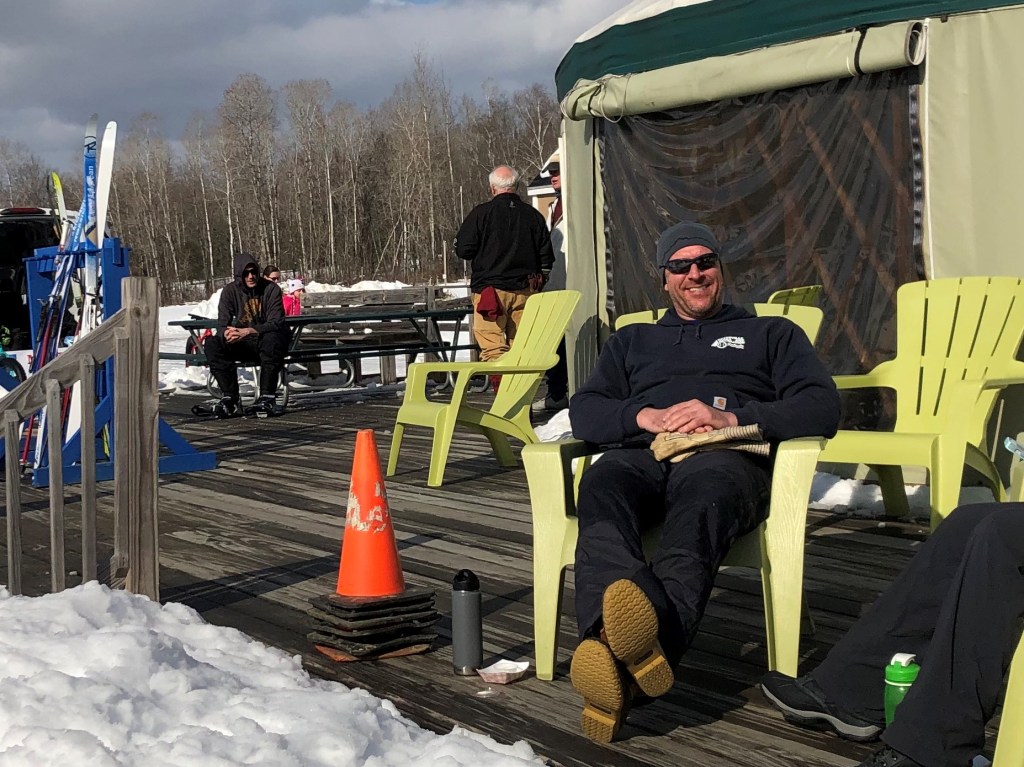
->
xmin=491 ymin=290 xmax=580 ymax=414
xmin=615 ymin=303 xmax=823 ymax=346
xmin=879 ymin=277 xmax=1024 ymax=440
xmin=767 ymin=285 xmax=823 ymax=308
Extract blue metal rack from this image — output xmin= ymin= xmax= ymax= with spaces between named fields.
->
xmin=7 ymin=237 xmax=217 ymax=487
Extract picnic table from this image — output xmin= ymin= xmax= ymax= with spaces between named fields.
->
xmin=162 ymin=304 xmax=477 ymax=404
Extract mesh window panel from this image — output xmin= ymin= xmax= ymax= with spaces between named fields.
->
xmin=599 ymin=69 xmax=923 ymax=426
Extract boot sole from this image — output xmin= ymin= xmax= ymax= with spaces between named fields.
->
xmin=602 ymin=580 xmax=674 ymax=698
xmin=570 ymin=639 xmax=627 ymax=743
xmin=759 ymin=683 xmax=881 ymax=742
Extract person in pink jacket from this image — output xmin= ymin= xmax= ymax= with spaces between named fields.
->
xmin=283 ymin=278 xmax=305 ymax=317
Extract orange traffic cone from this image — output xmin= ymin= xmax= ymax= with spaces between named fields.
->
xmin=335 ymin=429 xmax=406 ymax=598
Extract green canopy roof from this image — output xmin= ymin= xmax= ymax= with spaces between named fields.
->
xmin=556 ymin=0 xmax=1021 ymax=99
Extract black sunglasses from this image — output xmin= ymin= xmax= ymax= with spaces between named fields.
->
xmin=663 ymin=253 xmax=719 ymax=274
xmin=243 ymin=268 xmax=259 ymax=276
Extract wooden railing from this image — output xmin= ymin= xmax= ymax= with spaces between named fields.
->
xmin=1 ymin=276 xmax=160 ymax=599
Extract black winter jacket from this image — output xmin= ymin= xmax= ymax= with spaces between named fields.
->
xmin=454 ymin=192 xmax=554 ymax=292
xmin=569 ymin=304 xmax=840 ymax=445
xmin=216 ymin=254 xmax=286 ymax=336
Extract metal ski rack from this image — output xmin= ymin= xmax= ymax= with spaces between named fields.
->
xmin=8 ymin=237 xmax=217 ymax=487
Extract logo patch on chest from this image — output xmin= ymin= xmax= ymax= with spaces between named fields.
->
xmin=711 ymin=335 xmax=745 ymax=350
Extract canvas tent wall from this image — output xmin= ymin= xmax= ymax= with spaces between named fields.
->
xmin=556 ymin=0 xmax=1024 ymax=443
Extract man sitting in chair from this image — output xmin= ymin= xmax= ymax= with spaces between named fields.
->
xmin=567 ymin=221 xmax=840 ymax=742
xmin=204 ymin=253 xmax=288 ymax=418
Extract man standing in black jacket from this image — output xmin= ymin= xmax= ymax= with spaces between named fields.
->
xmin=204 ymin=253 xmax=289 ymax=418
xmin=567 ymin=221 xmax=840 ymax=742
xmin=455 ymin=165 xmax=554 ymax=374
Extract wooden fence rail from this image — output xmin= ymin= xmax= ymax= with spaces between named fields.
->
xmin=0 ymin=276 xmax=160 ymax=599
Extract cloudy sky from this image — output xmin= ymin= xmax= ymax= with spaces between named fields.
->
xmin=0 ymin=0 xmax=624 ymax=170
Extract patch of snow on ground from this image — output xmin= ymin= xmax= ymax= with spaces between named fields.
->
xmin=0 ymin=583 xmax=543 ymax=767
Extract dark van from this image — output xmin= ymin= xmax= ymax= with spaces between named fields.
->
xmin=0 ymin=207 xmax=60 ymax=350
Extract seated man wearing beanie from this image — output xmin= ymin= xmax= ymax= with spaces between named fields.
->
xmin=567 ymin=221 xmax=840 ymax=742
xmin=203 ymin=253 xmax=289 ymax=418
xmin=762 ymin=501 xmax=1024 ymax=767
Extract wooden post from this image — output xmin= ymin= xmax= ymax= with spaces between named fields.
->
xmin=111 ymin=329 xmax=130 ymax=585
xmin=380 ymin=354 xmax=398 ymax=385
xmin=45 ymin=378 xmax=65 ymax=592
xmin=79 ymin=356 xmax=97 ymax=583
xmin=4 ymin=411 xmax=23 ymax=595
xmin=114 ymin=277 xmax=160 ymax=600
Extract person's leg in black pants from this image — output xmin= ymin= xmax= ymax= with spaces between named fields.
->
xmin=256 ymin=328 xmax=290 ymax=399
xmin=546 ymin=339 xmax=568 ymax=402
xmin=574 ymin=447 xmax=771 ymax=665
xmin=882 ymin=504 xmax=1024 ymax=767
xmin=650 ymin=450 xmax=771 ymax=666
xmin=784 ymin=503 xmax=1024 ymax=767
xmin=810 ymin=505 xmax=1005 ymax=723
xmin=204 ymin=334 xmax=258 ymax=403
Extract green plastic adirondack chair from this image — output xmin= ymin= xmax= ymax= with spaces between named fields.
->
xmin=523 ymin=302 xmax=826 ymax=681
xmin=767 ymin=284 xmax=823 ymax=308
xmin=387 ymin=289 xmax=580 ymax=487
xmin=819 ymin=277 xmax=1024 ymax=528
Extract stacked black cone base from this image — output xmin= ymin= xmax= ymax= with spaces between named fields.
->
xmin=308 ymin=587 xmax=438 ymax=662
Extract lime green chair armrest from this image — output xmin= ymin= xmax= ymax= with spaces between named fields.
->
xmin=832 ymin=373 xmax=895 ymax=391
xmin=944 ymin=371 xmax=1024 ymax=418
xmin=404 ymin=359 xmax=560 ymax=393
xmin=522 ymin=439 xmax=602 ymax=518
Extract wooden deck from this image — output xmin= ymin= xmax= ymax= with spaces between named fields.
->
xmin=1 ymin=388 xmax=995 ymax=766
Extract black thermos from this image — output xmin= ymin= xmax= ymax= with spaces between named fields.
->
xmin=451 ymin=569 xmax=482 ymax=675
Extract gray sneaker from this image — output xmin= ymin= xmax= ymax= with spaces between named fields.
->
xmin=760 ymin=671 xmax=882 ymax=742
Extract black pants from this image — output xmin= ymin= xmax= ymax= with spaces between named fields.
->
xmin=574 ymin=447 xmax=771 ymax=666
xmin=204 ymin=330 xmax=289 ymax=401
xmin=545 ymin=339 xmax=568 ymax=401
xmin=811 ymin=503 xmax=1024 ymax=767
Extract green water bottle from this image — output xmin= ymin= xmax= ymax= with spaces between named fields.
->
xmin=884 ymin=652 xmax=920 ymax=726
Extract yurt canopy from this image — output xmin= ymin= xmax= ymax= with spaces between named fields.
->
xmin=555 ymin=0 xmax=1024 ymax=422
xmin=556 ymin=0 xmax=1020 ymax=99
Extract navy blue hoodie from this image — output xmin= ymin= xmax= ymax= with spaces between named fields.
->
xmin=569 ymin=304 xmax=840 ymax=445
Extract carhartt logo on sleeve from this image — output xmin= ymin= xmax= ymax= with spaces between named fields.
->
xmin=713 ymin=396 xmax=727 ymax=410
xmin=711 ymin=336 xmax=745 ymax=349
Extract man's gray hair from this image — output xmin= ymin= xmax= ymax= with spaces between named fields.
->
xmin=489 ymin=165 xmax=519 ymax=191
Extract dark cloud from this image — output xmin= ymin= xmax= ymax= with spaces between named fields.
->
xmin=0 ymin=0 xmax=622 ymax=171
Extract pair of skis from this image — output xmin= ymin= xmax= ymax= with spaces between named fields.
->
xmin=21 ymin=114 xmax=117 ymax=470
